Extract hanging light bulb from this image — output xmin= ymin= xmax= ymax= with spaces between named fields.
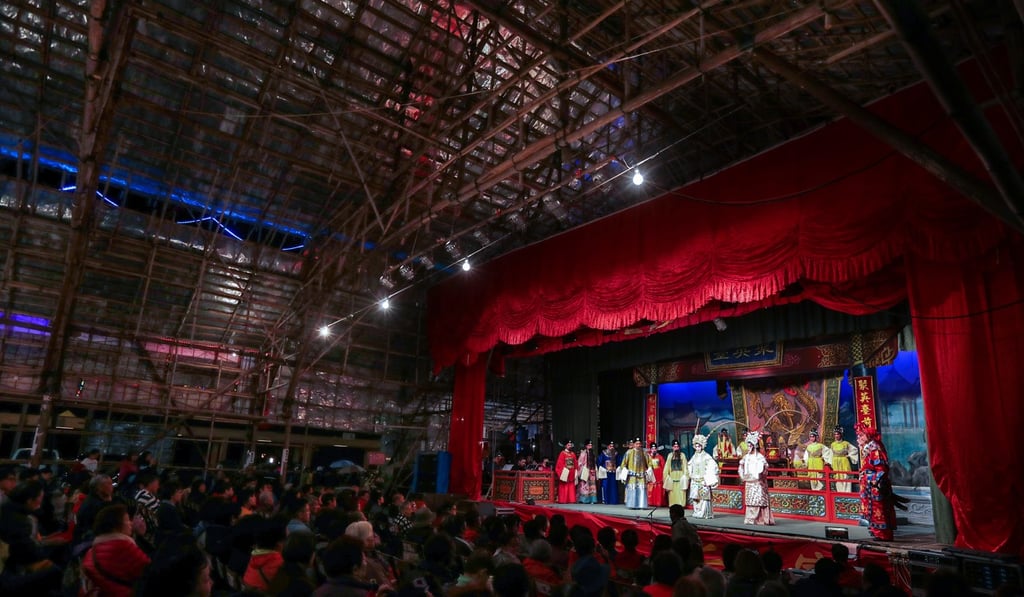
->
xmin=632 ymin=169 xmax=644 ymax=185
xmin=380 ymin=298 xmax=391 ymax=310
xmin=318 ymin=325 xmax=331 ymax=337
xmin=462 ymin=260 xmax=471 ymax=271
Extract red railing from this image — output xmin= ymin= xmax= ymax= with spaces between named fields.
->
xmin=715 ymin=461 xmax=862 ymax=524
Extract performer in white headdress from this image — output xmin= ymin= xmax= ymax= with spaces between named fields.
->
xmin=687 ymin=430 xmax=719 ymax=519
xmin=739 ymin=430 xmax=775 ymax=525
xmin=620 ymin=437 xmax=651 ymax=509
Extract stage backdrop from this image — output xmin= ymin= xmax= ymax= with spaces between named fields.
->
xmin=732 ymin=376 xmax=841 ymax=447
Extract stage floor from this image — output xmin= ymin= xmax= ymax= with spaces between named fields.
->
xmin=497 ymin=501 xmax=940 ymax=551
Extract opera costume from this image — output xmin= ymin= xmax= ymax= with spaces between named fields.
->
xmin=665 ymin=440 xmax=689 ymax=507
xmin=687 ymin=434 xmax=720 ymax=519
xmin=621 ymin=438 xmax=651 ymax=509
xmin=555 ymin=441 xmax=578 ymax=504
xmin=856 ymin=425 xmax=897 ymax=541
xmin=713 ymin=429 xmax=738 ymax=461
xmin=827 ymin=426 xmax=859 ymax=493
xmin=646 ymin=442 xmax=666 ymax=507
xmin=738 ymin=431 xmax=775 ymax=525
xmin=576 ymin=440 xmax=598 ymax=504
xmin=803 ymin=431 xmax=828 ymax=491
xmin=597 ymin=442 xmax=621 ymax=504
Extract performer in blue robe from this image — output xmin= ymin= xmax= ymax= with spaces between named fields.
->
xmin=596 ymin=441 xmax=621 ymax=504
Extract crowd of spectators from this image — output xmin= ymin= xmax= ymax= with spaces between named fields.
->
xmin=0 ymin=458 xmax=1018 ymax=597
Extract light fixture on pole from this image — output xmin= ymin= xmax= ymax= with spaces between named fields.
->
xmin=713 ymin=317 xmax=728 ymax=332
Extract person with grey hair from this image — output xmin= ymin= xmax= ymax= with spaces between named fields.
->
xmin=523 ymin=539 xmax=565 ymax=592
xmin=73 ymin=474 xmax=126 ymax=545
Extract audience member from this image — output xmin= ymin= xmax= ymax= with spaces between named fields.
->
xmin=81 ymin=504 xmax=151 ymax=597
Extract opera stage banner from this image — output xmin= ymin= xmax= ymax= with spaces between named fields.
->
xmin=731 ymin=376 xmax=841 ymax=445
xmin=852 ymin=375 xmax=878 ymax=430
xmin=645 ymin=394 xmax=658 ymax=447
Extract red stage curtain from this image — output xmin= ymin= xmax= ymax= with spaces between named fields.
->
xmin=906 ymin=239 xmax=1024 ymax=556
xmin=448 ymin=358 xmax=487 ymax=498
xmin=428 ymin=65 xmax=1016 ymax=372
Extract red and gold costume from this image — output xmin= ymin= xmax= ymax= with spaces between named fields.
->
xmin=646 ymin=443 xmax=665 ymax=507
xmin=555 ymin=443 xmax=578 ymax=504
xmin=857 ymin=425 xmax=897 ymax=541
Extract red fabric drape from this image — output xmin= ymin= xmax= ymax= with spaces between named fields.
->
xmin=428 ymin=60 xmax=1016 ymax=371
xmin=906 ymin=240 xmax=1024 ymax=556
xmin=448 ymin=358 xmax=487 ymax=498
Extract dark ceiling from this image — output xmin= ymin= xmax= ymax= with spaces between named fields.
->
xmin=0 ymin=0 xmax=1020 ymax=431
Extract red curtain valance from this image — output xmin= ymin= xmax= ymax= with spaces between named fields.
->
xmin=428 ymin=69 xmax=1013 ymax=371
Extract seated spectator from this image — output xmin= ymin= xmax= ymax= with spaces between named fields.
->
xmin=285 ymin=497 xmax=315 ymax=536
xmin=493 ymin=562 xmax=531 ymax=597
xmin=81 ymin=449 xmax=102 ymax=473
xmin=346 ymin=520 xmax=392 ymax=587
xmin=523 ymin=539 xmax=566 ymax=594
xmin=860 ymin=563 xmax=908 ymax=596
xmin=315 ymin=535 xmax=377 ymax=597
xmin=493 ymin=528 xmax=522 ymax=567
xmin=267 ymin=531 xmax=318 ymax=597
xmin=791 ymin=557 xmax=841 ymax=597
xmin=155 ymin=480 xmax=189 ymax=546
xmin=674 ymin=576 xmax=710 ymax=597
xmin=727 ymin=549 xmax=767 ymax=597
xmin=406 ymin=507 xmax=436 ymax=549
xmin=761 ymin=549 xmax=791 ymax=586
xmin=0 ymin=480 xmax=62 ymax=594
xmin=242 ymin=516 xmax=287 ymax=592
xmin=757 ymin=580 xmax=791 ymax=597
xmin=444 ymin=513 xmax=474 ymax=558
xmin=453 ymin=550 xmax=494 ymax=595
xmin=616 ymin=529 xmax=645 ymax=582
xmin=699 ymin=567 xmax=727 ymax=597
xmin=832 ymin=543 xmax=862 ymax=595
xmin=82 ymin=504 xmax=151 ymax=597
xmin=135 ymin=544 xmax=213 ymax=597
xmin=645 ymin=551 xmax=684 ymax=597
xmin=570 ymin=533 xmax=609 ymax=597
xmin=548 ymin=523 xmax=571 ymax=575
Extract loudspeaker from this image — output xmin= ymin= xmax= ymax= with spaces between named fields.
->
xmin=412 ymin=451 xmax=451 ymax=494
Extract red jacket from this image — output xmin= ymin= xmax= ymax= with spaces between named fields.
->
xmin=81 ymin=534 xmax=150 ymax=597
xmin=243 ymin=550 xmax=284 ymax=591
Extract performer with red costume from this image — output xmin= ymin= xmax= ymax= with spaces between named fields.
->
xmin=646 ymin=441 xmax=665 ymax=507
xmin=555 ymin=440 xmax=578 ymax=504
xmin=856 ymin=424 xmax=897 ymax=540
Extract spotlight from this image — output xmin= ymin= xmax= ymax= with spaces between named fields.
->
xmin=380 ymin=298 xmax=391 ymax=310
xmin=318 ymin=325 xmax=331 ymax=337
xmin=419 ymin=254 xmax=435 ymax=269
xmin=461 ymin=260 xmax=471 ymax=271
xmin=398 ymin=263 xmax=415 ymax=280
xmin=379 ymin=273 xmax=395 ymax=290
xmin=632 ymin=170 xmax=644 ymax=185
xmin=713 ymin=317 xmax=727 ymax=332
xmin=445 ymin=240 xmax=462 ymax=259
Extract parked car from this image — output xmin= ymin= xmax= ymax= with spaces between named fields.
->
xmin=10 ymin=447 xmax=61 ymax=462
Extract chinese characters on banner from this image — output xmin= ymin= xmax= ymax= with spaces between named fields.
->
xmin=853 ymin=376 xmax=878 ymax=429
xmin=645 ymin=394 xmax=658 ymax=447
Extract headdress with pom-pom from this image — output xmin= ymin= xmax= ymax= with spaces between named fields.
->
xmin=692 ymin=416 xmax=709 ymax=448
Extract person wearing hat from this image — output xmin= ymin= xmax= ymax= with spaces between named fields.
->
xmin=802 ymin=430 xmax=827 ymax=490
xmin=645 ymin=441 xmax=665 ymax=507
xmin=687 ymin=433 xmax=719 ymax=519
xmin=738 ymin=430 xmax=775 ymax=525
xmin=576 ymin=439 xmax=598 ymax=504
xmin=596 ymin=441 xmax=620 ymax=505
xmin=664 ymin=440 xmax=689 ymax=507
xmin=855 ymin=424 xmax=897 ymax=540
xmin=620 ymin=438 xmax=651 ymax=509
xmin=555 ymin=440 xmax=578 ymax=504
xmin=827 ymin=425 xmax=858 ymax=493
